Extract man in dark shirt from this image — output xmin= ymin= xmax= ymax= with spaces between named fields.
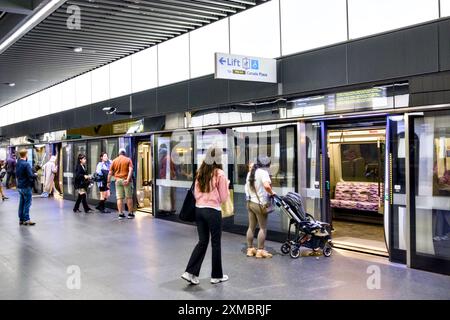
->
xmin=5 ymin=153 xmax=16 ymax=189
xmin=16 ymin=149 xmax=36 ymax=226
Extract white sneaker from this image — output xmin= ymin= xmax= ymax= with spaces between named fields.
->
xmin=210 ymin=274 xmax=229 ymax=284
xmin=181 ymin=272 xmax=199 ymax=285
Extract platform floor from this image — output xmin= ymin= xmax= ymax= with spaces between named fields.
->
xmin=0 ymin=189 xmax=449 ymax=300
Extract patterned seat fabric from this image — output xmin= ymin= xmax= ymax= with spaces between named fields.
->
xmin=330 ymin=182 xmax=383 ymax=212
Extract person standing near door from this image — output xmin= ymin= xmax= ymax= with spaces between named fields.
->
xmin=95 ymin=152 xmax=112 ymax=214
xmin=41 ymin=156 xmax=58 ymax=198
xmin=16 ymin=149 xmax=36 ymax=225
xmin=107 ymin=148 xmax=135 ymax=220
xmin=181 ymin=147 xmax=230 ymax=285
xmin=0 ymin=160 xmax=8 ymax=201
xmin=5 ymin=153 xmax=16 ymax=189
xmin=245 ymin=156 xmax=275 ymax=258
xmin=73 ymin=154 xmax=93 ymax=213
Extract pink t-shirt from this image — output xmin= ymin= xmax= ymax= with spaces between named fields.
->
xmin=194 ymin=169 xmax=229 ymax=211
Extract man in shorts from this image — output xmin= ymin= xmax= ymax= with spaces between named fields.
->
xmin=107 ymin=148 xmax=135 ymax=220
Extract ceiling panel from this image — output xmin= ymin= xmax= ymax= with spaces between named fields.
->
xmin=0 ymin=0 xmax=265 ymax=108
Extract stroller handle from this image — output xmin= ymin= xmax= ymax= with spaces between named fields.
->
xmin=272 ymin=194 xmax=282 ymax=201
xmin=272 ymin=194 xmax=316 ymax=222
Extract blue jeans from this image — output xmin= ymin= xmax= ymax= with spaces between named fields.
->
xmin=18 ymin=188 xmax=32 ymax=222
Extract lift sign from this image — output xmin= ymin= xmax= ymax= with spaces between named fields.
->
xmin=215 ymin=52 xmax=277 ymax=83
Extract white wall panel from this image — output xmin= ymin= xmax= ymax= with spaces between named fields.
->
xmin=21 ymin=96 xmax=31 ymax=122
xmin=441 ymin=0 xmax=450 ymax=17
xmin=0 ymin=106 xmax=5 ymax=127
xmin=91 ymin=65 xmax=110 ymax=103
xmin=230 ymin=0 xmax=281 ymax=58
xmin=280 ymin=0 xmax=347 ymax=56
xmin=190 ymin=18 xmax=229 ymax=78
xmin=158 ymin=33 xmax=190 ymax=86
xmin=348 ymin=0 xmax=439 ymax=39
xmin=39 ymin=89 xmax=51 ymax=117
xmin=110 ymin=56 xmax=132 ymax=98
xmin=75 ymin=72 xmax=92 ymax=107
xmin=49 ymin=84 xmax=62 ymax=114
xmin=28 ymin=93 xmax=40 ymax=121
xmin=6 ymin=103 xmax=14 ymax=126
xmin=61 ymin=78 xmax=76 ymax=111
xmin=132 ymin=46 xmax=158 ymax=93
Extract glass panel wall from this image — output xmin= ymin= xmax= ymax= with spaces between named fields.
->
xmin=414 ymin=113 xmax=450 ymax=261
xmin=154 ymin=132 xmax=194 ymax=216
xmin=300 ymin=122 xmax=323 ymax=221
xmin=62 ymin=142 xmax=74 ymax=198
xmin=233 ymin=124 xmax=296 ymax=233
xmin=88 ymin=140 xmax=101 ymax=200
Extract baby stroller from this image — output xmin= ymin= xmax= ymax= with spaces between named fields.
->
xmin=273 ymin=193 xmax=332 ymax=259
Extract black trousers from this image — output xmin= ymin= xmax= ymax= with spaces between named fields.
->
xmin=185 ymin=207 xmax=223 ymax=278
xmin=74 ymin=193 xmax=90 ymax=212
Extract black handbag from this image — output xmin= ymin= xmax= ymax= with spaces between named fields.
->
xmin=179 ymin=181 xmax=196 ymax=222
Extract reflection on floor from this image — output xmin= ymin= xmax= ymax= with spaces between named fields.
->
xmin=137 ymin=207 xmax=152 ymax=214
xmin=332 ymin=220 xmax=387 ymax=254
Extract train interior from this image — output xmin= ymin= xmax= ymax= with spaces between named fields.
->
xmin=328 ymin=126 xmax=388 ymax=255
xmin=136 ymin=141 xmax=153 ymax=213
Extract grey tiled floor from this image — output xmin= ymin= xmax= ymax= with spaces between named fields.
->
xmin=0 ymin=190 xmax=449 ymax=300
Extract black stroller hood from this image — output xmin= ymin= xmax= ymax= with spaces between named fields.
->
xmin=281 ymin=192 xmax=308 ymax=221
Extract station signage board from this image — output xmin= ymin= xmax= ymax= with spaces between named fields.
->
xmin=214 ymin=52 xmax=277 ymax=83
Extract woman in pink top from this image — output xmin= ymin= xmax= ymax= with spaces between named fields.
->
xmin=181 ymin=148 xmax=230 ymax=285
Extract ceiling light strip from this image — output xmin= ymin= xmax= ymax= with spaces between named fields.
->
xmin=0 ymin=0 xmax=66 ymax=54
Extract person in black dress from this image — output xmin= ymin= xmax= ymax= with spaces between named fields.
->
xmin=73 ymin=154 xmax=93 ymax=213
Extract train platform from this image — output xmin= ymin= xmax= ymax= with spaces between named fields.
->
xmin=0 ymin=189 xmax=449 ymax=300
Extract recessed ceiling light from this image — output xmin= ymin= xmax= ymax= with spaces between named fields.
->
xmin=73 ymin=47 xmax=83 ymax=53
xmin=3 ymin=82 xmax=15 ymax=87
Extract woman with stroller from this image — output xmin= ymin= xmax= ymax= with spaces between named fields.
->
xmin=181 ymin=147 xmax=230 ymax=285
xmin=73 ymin=154 xmax=93 ymax=213
xmin=245 ymin=156 xmax=275 ymax=259
xmin=95 ymin=152 xmax=112 ymax=214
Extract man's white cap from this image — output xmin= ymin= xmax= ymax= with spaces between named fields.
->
xmin=119 ymin=148 xmax=127 ymax=155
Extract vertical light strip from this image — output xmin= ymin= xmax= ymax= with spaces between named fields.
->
xmin=404 ymin=113 xmax=411 ymax=267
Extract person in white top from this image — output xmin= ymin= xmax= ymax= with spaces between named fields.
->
xmin=245 ymin=156 xmax=275 ymax=258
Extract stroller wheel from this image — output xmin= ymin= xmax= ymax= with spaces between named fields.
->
xmin=290 ymin=246 xmax=300 ymax=259
xmin=281 ymin=243 xmax=290 ymax=255
xmin=323 ymin=243 xmax=332 ymax=257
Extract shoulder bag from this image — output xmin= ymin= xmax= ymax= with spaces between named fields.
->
xmin=179 ymin=181 xmax=196 ymax=222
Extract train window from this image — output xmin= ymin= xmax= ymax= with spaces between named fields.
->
xmin=340 ymin=143 xmax=384 ymax=182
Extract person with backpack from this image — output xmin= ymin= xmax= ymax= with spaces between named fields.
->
xmin=95 ymin=152 xmax=112 ymax=214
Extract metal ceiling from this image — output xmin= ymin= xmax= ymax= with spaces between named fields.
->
xmin=0 ymin=0 xmax=265 ymax=108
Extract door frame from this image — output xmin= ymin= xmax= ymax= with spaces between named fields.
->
xmin=132 ymin=135 xmax=154 ymax=215
xmin=322 ymin=117 xmax=389 ymax=256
